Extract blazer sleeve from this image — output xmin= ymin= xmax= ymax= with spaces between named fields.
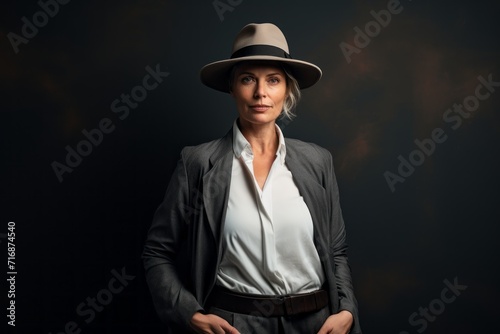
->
xmin=325 ymin=149 xmax=362 ymax=334
xmin=142 ymin=148 xmax=202 ymax=331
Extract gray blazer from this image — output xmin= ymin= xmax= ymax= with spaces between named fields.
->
xmin=142 ymin=127 xmax=361 ymax=333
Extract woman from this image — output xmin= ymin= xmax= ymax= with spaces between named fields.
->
xmin=143 ymin=23 xmax=361 ymax=334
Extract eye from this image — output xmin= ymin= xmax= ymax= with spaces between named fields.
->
xmin=240 ymin=76 xmax=255 ymax=84
xmin=268 ymin=77 xmax=281 ymax=84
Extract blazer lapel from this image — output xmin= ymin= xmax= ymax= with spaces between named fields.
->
xmin=202 ymin=131 xmax=233 ymax=245
xmin=285 ymin=142 xmax=330 ymax=254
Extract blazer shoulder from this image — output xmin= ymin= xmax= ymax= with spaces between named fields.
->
xmin=285 ymin=138 xmax=333 ymax=164
xmin=179 ymin=131 xmax=232 ymax=171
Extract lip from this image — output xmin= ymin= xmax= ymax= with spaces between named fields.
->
xmin=250 ymin=104 xmax=271 ymax=112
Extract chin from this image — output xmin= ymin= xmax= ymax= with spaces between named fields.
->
xmin=247 ymin=115 xmax=278 ymax=125
xmin=245 ymin=111 xmax=279 ymax=122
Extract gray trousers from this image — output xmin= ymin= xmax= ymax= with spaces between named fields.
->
xmin=208 ymin=305 xmax=330 ymax=334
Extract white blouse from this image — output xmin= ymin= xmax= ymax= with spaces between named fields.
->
xmin=216 ymin=120 xmax=325 ymax=295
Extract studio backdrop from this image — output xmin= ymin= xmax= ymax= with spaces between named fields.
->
xmin=1 ymin=0 xmax=499 ymax=333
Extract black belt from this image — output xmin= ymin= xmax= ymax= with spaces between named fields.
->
xmin=206 ymin=285 xmax=329 ymax=317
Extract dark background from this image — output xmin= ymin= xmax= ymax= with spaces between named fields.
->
xmin=1 ymin=0 xmax=499 ymax=333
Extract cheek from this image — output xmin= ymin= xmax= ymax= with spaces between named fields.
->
xmin=233 ymin=85 xmax=252 ymax=99
xmin=273 ymin=88 xmax=287 ymax=105
xmin=233 ymin=91 xmax=253 ymax=110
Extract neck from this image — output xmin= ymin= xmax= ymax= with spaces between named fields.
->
xmin=237 ymin=118 xmax=279 ymax=156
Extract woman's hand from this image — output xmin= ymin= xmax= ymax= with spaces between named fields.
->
xmin=190 ymin=312 xmax=240 ymax=334
xmin=317 ymin=310 xmax=353 ymax=334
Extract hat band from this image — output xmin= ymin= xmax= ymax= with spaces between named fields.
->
xmin=231 ymin=45 xmax=292 ymax=59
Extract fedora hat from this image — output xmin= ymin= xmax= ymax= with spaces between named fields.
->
xmin=200 ymin=23 xmax=322 ymax=93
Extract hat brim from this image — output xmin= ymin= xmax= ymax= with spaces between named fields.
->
xmin=200 ymin=55 xmax=322 ymax=93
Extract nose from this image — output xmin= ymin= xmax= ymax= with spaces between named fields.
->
xmin=253 ymin=80 xmax=266 ymax=99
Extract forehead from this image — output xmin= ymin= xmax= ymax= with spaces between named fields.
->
xmin=233 ymin=61 xmax=286 ymax=75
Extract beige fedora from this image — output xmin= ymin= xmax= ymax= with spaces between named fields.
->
xmin=200 ymin=23 xmax=322 ymax=93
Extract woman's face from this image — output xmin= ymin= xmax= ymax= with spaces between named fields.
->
xmin=231 ymin=62 xmax=287 ymax=127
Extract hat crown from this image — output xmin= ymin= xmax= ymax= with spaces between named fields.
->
xmin=200 ymin=22 xmax=321 ymax=93
xmin=232 ymin=23 xmax=290 ymax=55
